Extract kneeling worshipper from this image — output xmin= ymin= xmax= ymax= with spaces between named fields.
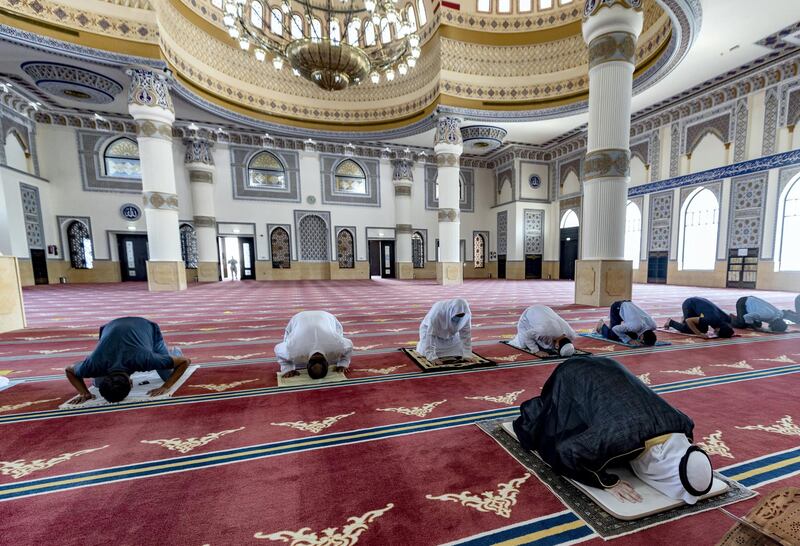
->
xmin=730 ymin=295 xmax=788 ymax=332
xmin=664 ymin=296 xmax=734 ymax=338
xmin=65 ymin=316 xmax=191 ymax=404
xmin=513 ymin=355 xmax=714 ymax=505
xmin=417 ymin=298 xmax=476 ymax=365
xmin=782 ymin=294 xmax=800 ymax=324
xmin=274 ymin=310 xmax=353 ymax=379
xmin=595 ymin=300 xmax=658 ymax=346
xmin=509 ymin=304 xmax=577 ymax=357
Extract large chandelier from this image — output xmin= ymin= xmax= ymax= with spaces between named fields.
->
xmin=222 ymin=0 xmax=422 ymax=91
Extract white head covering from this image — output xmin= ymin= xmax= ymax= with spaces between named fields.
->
xmin=559 ymin=342 xmax=575 ymax=357
xmin=629 ymin=433 xmax=713 ymax=505
xmin=430 ymin=298 xmax=471 ymax=338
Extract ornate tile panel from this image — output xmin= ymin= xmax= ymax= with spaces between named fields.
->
xmin=523 ymin=209 xmax=544 ymax=255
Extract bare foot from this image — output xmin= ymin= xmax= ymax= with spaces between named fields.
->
xmin=334 ymin=366 xmax=347 ymax=374
xmin=282 ymin=370 xmax=301 ymax=378
xmin=663 ymin=320 xmax=672 ymax=330
xmin=595 ymin=319 xmax=604 ymax=334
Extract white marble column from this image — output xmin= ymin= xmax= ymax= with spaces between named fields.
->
xmin=392 ymin=156 xmax=414 ymax=279
xmin=184 ymin=138 xmax=219 ymax=282
xmin=575 ymin=0 xmax=643 ymax=305
xmin=434 ymin=116 xmax=464 ymax=286
xmin=127 ymin=69 xmax=186 ymax=291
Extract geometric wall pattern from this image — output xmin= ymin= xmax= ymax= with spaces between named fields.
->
xmin=762 ymin=87 xmax=779 ymax=157
xmin=295 ymin=211 xmax=330 ymax=261
xmin=729 ymin=173 xmax=767 ymax=249
xmin=20 ymin=183 xmax=44 ymax=249
xmin=734 ymin=98 xmax=749 ymax=163
xmin=649 ymin=191 xmax=673 ymax=252
xmin=523 ymin=209 xmax=544 ymax=255
xmin=497 ymin=211 xmax=507 ymax=255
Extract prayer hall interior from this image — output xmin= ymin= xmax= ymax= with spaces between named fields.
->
xmin=1 ymin=0 xmax=800 ymax=544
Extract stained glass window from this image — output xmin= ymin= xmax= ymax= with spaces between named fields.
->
xmin=334 ymin=159 xmax=367 ymax=194
xmin=271 ymin=227 xmax=291 ymax=269
xmin=337 ymin=229 xmax=355 ymax=269
xmin=248 ymin=151 xmax=286 ymax=188
xmin=67 ymin=220 xmax=93 ymax=269
xmin=474 ymin=233 xmax=486 ymax=269
xmin=412 ymin=231 xmax=425 ymax=268
xmin=180 ymin=223 xmax=198 ymax=269
xmin=103 ymin=137 xmax=141 ymax=179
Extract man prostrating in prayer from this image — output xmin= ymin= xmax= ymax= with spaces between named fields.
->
xmin=513 ymin=355 xmax=713 ymax=505
xmin=275 ymin=310 xmax=353 ymax=379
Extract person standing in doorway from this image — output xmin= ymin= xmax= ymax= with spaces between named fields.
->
xmin=228 ymin=257 xmax=239 ymax=281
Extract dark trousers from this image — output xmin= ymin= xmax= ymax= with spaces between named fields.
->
xmin=785 ymin=295 xmax=800 ymax=324
xmin=600 ymin=300 xmax=627 ymax=341
xmin=668 ymin=318 xmax=693 ymax=334
xmin=731 ymin=296 xmax=754 ymax=329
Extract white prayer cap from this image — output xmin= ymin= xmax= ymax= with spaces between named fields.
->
xmin=560 ymin=342 xmax=576 ymax=357
xmin=629 ymin=433 xmax=713 ymax=505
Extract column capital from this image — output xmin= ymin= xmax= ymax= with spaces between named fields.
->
xmin=434 ymin=116 xmax=464 ymax=155
xmin=184 ymin=138 xmax=215 ymax=169
xmin=391 ymin=158 xmax=414 ymax=182
xmin=126 ymin=68 xmax=175 ymax=122
xmin=582 ymin=0 xmax=643 ymax=46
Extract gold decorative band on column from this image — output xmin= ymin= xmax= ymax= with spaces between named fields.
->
xmin=394 ymin=185 xmax=412 ymax=197
xmin=436 ymin=153 xmax=460 ymax=167
xmin=583 ymin=0 xmax=642 ymax=19
xmin=189 ymin=171 xmax=214 ymax=184
xmin=396 ymin=224 xmax=413 ymax=234
xmin=193 ymin=215 xmax=216 ymax=228
xmin=438 ymin=208 xmax=460 ymax=222
xmin=143 ymin=191 xmax=179 ymax=210
xmin=135 ymin=119 xmax=173 ymax=141
xmin=588 ymin=32 xmax=637 ymax=68
xmin=584 ymin=148 xmax=631 ymax=180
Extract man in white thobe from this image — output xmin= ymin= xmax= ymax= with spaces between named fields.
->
xmin=274 ymin=311 xmax=353 ymax=379
xmin=509 ymin=305 xmax=577 ymax=357
xmin=595 ymin=300 xmax=658 ymax=346
xmin=416 ymin=298 xmax=475 ymax=364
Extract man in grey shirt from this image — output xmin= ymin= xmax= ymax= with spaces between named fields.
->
xmin=730 ymin=296 xmax=787 ymax=332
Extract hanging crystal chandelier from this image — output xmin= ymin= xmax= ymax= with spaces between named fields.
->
xmin=222 ymin=0 xmax=422 ymax=91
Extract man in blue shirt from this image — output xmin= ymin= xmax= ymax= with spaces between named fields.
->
xmin=664 ymin=297 xmax=734 ymax=338
xmin=65 ymin=317 xmax=191 ymax=404
xmin=730 ymin=296 xmax=787 ymax=332
xmin=783 ymin=295 xmax=800 ymax=324
xmin=595 ymin=300 xmax=658 ymax=346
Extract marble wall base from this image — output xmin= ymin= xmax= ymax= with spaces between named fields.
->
xmin=505 ymin=261 xmax=525 ymax=280
xmin=146 ymin=261 xmax=188 ymax=292
xmin=667 ymin=260 xmax=727 ymax=288
xmin=542 ymin=261 xmax=559 ymax=280
xmin=0 ymin=256 xmax=26 ymax=333
xmin=436 ymin=262 xmax=464 ymax=286
xmin=397 ymin=262 xmax=414 ymax=280
xmin=756 ymin=262 xmax=800 ymax=291
xmin=574 ymin=259 xmax=632 ymax=307
xmin=197 ymin=262 xmax=220 ymax=282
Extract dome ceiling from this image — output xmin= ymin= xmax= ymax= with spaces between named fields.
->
xmin=0 ymin=0 xmax=699 ymax=133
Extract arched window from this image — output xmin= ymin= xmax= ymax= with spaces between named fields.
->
xmin=477 ymin=0 xmax=490 ymax=11
xmin=337 ymin=229 xmax=355 ymax=269
xmin=380 ymin=17 xmax=392 ymax=43
xmin=271 ymin=227 xmax=291 ymax=269
xmin=67 ymin=221 xmax=93 ymax=269
xmin=270 ymin=7 xmax=283 ymax=35
xmin=311 ymin=18 xmax=323 ymax=41
xmin=775 ymin=176 xmax=800 ymax=271
xmin=539 ymin=0 xmax=553 ymax=8
xmin=680 ymin=188 xmax=719 ymax=270
xmin=406 ymin=5 xmax=418 ymax=31
xmin=103 ymin=137 xmax=140 ymax=179
xmin=179 ymin=224 xmax=198 ymax=269
xmin=412 ymin=231 xmax=425 ymax=268
xmin=211 ymin=0 xmax=223 ymax=8
xmin=330 ymin=18 xmax=341 ymax=44
xmin=250 ymin=1 xmax=263 ymax=27
xmin=498 ymin=0 xmax=511 ymax=12
xmin=560 ymin=209 xmax=579 ymax=228
xmin=334 ymin=159 xmax=367 ymax=194
xmin=347 ymin=20 xmax=360 ymax=45
xmin=291 ymin=13 xmax=304 ymax=38
xmin=624 ymin=201 xmax=642 ymax=269
xmin=518 ymin=0 xmax=531 ymax=11
xmin=364 ymin=20 xmax=376 ymax=46
xmin=298 ymin=215 xmax=329 ymax=261
xmin=474 ymin=234 xmax=486 ymax=269
xmin=417 ymin=0 xmax=427 ymax=24
xmin=248 ymin=151 xmax=286 ymax=188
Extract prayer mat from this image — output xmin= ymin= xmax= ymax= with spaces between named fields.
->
xmin=658 ymin=328 xmax=740 ymax=340
xmin=500 ymin=340 xmax=592 ymax=359
xmin=477 ymin=418 xmax=755 ymax=539
xmin=276 ymin=369 xmax=349 ymax=387
xmin=59 ymin=365 xmax=198 ymax=409
xmin=718 ymin=487 xmax=800 ymax=546
xmin=580 ymin=332 xmax=671 ymax=347
xmin=399 ymin=348 xmax=495 ymax=372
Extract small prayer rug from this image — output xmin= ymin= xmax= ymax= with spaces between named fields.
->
xmin=658 ymin=328 xmax=740 ymax=340
xmin=718 ymin=487 xmax=800 ymax=545
xmin=276 ymin=369 xmax=349 ymax=387
xmin=59 ymin=365 xmax=199 ymax=409
xmin=477 ymin=418 xmax=755 ymax=539
xmin=579 ymin=332 xmax=672 ymax=347
xmin=400 ymin=348 xmax=495 ymax=372
xmin=500 ymin=340 xmax=592 ymax=360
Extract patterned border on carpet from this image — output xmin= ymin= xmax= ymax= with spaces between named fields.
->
xmin=476 ymin=417 xmax=756 ymax=539
xmin=399 ymin=348 xmax=495 ymax=372
xmin=499 ymin=340 xmax=592 ymax=360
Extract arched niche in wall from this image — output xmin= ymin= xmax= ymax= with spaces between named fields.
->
xmin=689 ymin=132 xmax=727 ymax=173
xmin=629 ymin=155 xmax=648 ymax=187
xmin=561 ymin=171 xmax=580 ymax=196
xmin=4 ymin=129 xmax=32 ymax=173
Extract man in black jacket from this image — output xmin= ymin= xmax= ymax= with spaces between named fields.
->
xmin=513 ymin=355 xmax=713 ymax=504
